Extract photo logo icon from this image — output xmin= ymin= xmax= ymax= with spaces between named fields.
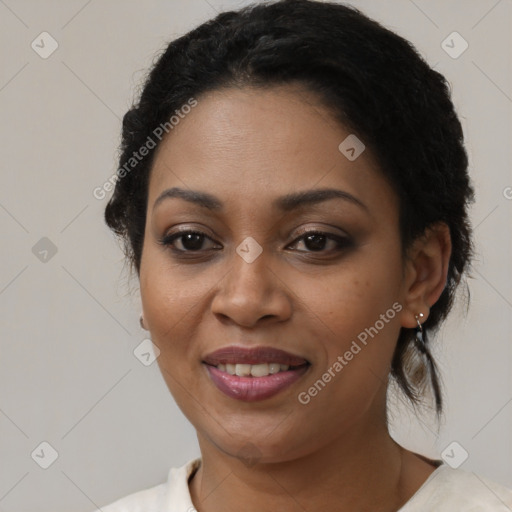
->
xmin=236 ymin=236 xmax=263 ymax=263
xmin=31 ymin=32 xmax=59 ymax=59
xmin=338 ymin=134 xmax=365 ymax=161
xmin=237 ymin=442 xmax=262 ymax=468
xmin=31 ymin=441 xmax=59 ymax=469
xmin=441 ymin=31 xmax=468 ymax=59
xmin=134 ymin=338 xmax=160 ymax=366
xmin=32 ymin=237 xmax=58 ymax=263
xmin=441 ymin=441 xmax=469 ymax=468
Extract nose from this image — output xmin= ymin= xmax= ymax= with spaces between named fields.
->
xmin=210 ymin=247 xmax=293 ymax=328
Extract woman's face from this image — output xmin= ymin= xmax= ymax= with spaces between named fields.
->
xmin=140 ymin=84 xmax=413 ymax=463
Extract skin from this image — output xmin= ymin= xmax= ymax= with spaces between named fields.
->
xmin=139 ymin=84 xmax=452 ymax=512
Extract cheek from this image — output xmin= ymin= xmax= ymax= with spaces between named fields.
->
xmin=139 ymin=253 xmax=228 ymax=370
xmin=139 ymin=260 xmax=207 ymax=410
xmin=139 ymin=255 xmax=191 ymax=348
xmin=301 ymin=254 xmax=402 ymax=330
xmin=140 ymin=250 xmax=206 ymax=323
xmin=296 ymin=249 xmax=403 ymax=379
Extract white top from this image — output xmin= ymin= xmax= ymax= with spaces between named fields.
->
xmin=97 ymin=458 xmax=512 ymax=511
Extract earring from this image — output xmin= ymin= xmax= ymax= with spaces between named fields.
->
xmin=139 ymin=314 xmax=147 ymax=330
xmin=415 ymin=312 xmax=425 ymax=345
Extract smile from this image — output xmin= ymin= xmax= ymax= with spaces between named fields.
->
xmin=215 ymin=362 xmax=296 ymax=377
xmin=203 ymin=346 xmax=311 ymax=401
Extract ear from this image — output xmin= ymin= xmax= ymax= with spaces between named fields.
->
xmin=400 ymin=222 xmax=452 ymax=329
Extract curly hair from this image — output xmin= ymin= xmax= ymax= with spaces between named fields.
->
xmin=104 ymin=0 xmax=475 ymax=416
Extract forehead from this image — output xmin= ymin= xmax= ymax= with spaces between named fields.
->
xmin=147 ymin=85 xmax=397 ymax=217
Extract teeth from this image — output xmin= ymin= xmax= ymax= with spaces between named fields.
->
xmin=235 ymin=364 xmax=252 ymax=377
xmin=215 ymin=362 xmax=296 ymax=377
xmin=269 ymin=363 xmax=281 ymax=374
xmin=250 ymin=363 xmax=269 ymax=377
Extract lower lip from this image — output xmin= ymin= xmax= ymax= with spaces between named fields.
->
xmin=205 ymin=364 xmax=310 ymax=402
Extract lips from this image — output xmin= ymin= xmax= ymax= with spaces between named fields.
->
xmin=203 ymin=346 xmax=309 ymax=366
xmin=203 ymin=346 xmax=310 ymax=402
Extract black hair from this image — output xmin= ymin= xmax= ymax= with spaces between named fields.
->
xmin=104 ymin=0 xmax=475 ymax=416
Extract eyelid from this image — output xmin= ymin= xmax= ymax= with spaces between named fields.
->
xmin=160 ymin=224 xmax=348 ymax=243
xmin=159 ymin=225 xmax=352 ymax=255
xmin=287 ymin=229 xmax=352 ymax=252
xmin=291 ymin=224 xmax=349 ymax=239
xmin=159 ymin=228 xmax=218 ymax=247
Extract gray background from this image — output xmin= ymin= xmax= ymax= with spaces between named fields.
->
xmin=0 ymin=0 xmax=511 ymax=510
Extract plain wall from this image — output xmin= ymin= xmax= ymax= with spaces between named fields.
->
xmin=0 ymin=1 xmax=510 ymax=510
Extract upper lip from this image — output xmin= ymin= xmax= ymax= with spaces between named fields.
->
xmin=203 ymin=346 xmax=309 ymax=366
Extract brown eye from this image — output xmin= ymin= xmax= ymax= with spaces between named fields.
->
xmin=159 ymin=229 xmax=352 ymax=257
xmin=289 ymin=230 xmax=352 ymax=253
xmin=159 ymin=230 xmax=217 ymax=252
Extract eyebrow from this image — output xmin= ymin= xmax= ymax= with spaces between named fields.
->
xmin=152 ymin=186 xmax=369 ymax=213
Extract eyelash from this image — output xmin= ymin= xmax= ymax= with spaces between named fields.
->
xmin=158 ymin=229 xmax=352 ymax=256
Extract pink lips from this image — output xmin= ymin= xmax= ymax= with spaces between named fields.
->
xmin=203 ymin=346 xmax=308 ymax=366
xmin=203 ymin=346 xmax=310 ymax=402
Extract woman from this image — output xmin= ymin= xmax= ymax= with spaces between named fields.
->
xmin=99 ymin=0 xmax=512 ymax=510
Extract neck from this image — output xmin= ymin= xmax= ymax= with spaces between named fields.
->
xmin=189 ymin=416 xmax=416 ymax=512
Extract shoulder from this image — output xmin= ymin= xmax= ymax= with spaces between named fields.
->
xmin=98 ymin=483 xmax=167 ymax=512
xmin=94 ymin=458 xmax=201 ymax=512
xmin=402 ymin=465 xmax=512 ymax=511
